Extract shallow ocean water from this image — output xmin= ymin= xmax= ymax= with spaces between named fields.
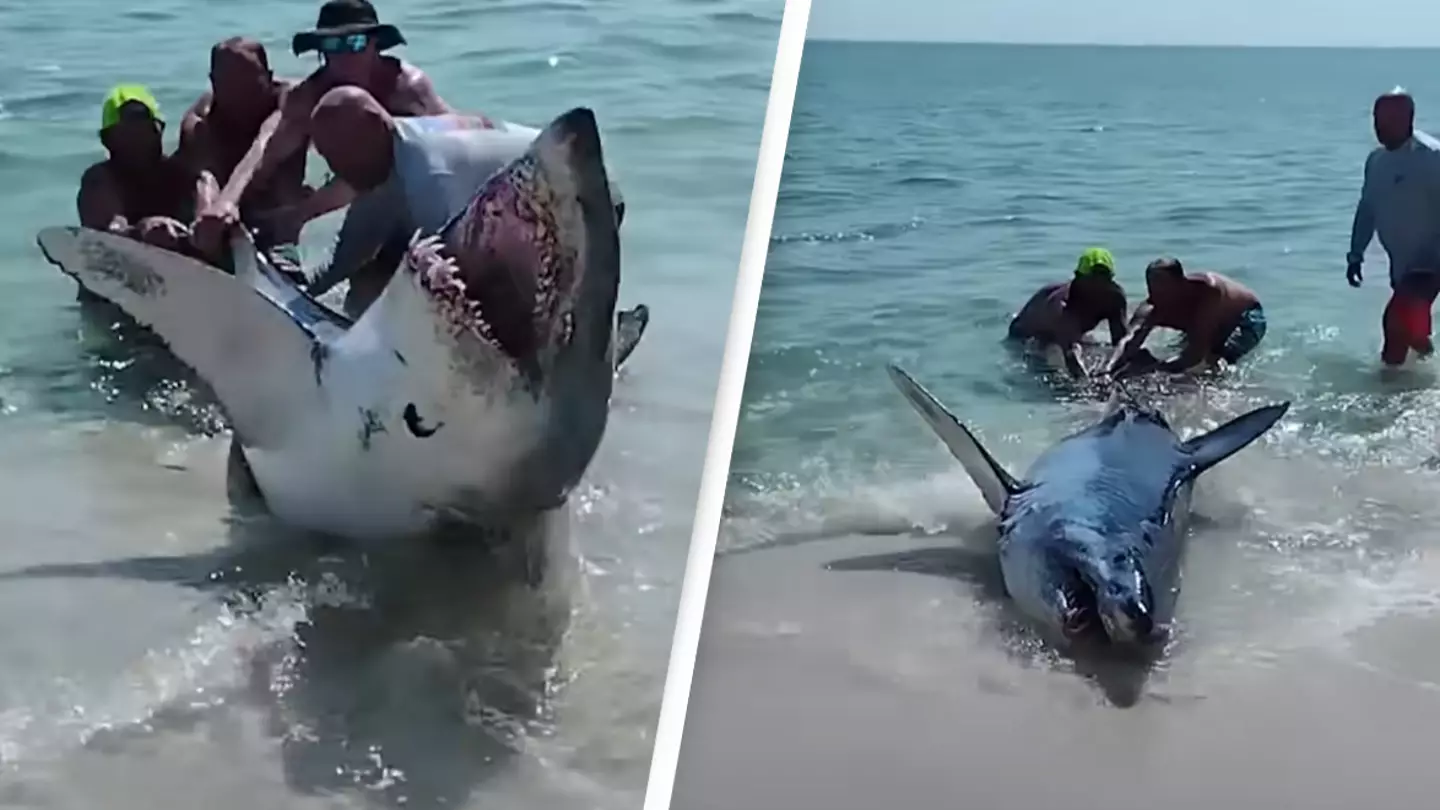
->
xmin=673 ymin=42 xmax=1440 ymax=809
xmin=0 ymin=0 xmax=782 ymax=807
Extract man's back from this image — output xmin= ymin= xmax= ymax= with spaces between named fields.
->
xmin=1008 ymin=281 xmax=1069 ymax=340
xmin=390 ymin=115 xmax=540 ymax=234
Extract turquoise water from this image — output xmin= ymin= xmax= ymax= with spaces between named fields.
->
xmin=721 ymin=42 xmax=1440 ymax=714
xmin=0 ymin=1 xmax=780 ymax=807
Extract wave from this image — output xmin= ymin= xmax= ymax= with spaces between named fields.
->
xmin=770 ymin=216 xmax=925 ymax=246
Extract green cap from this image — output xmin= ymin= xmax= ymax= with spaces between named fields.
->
xmin=100 ymin=84 xmax=163 ymax=131
xmin=1075 ymin=247 xmax=1116 ymax=278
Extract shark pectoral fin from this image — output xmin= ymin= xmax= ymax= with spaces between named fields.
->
xmin=613 ymin=304 xmax=649 ymax=370
xmin=1180 ymin=401 xmax=1291 ymax=478
xmin=230 ymin=229 xmax=264 ymax=285
xmin=229 ymin=231 xmax=353 ymax=341
xmin=885 ymin=363 xmax=1022 ymax=516
xmin=37 ymin=226 xmax=322 ymax=447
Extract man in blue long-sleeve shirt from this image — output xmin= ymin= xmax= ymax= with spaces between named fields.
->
xmin=1347 ymin=88 xmax=1440 ymax=366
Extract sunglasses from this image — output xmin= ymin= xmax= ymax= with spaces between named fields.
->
xmin=318 ymin=33 xmax=370 ymax=55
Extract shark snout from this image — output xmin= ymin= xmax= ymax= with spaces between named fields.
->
xmin=1097 ymin=579 xmax=1162 ymax=646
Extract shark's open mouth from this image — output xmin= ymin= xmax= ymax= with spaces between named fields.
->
xmin=407 ymin=167 xmax=573 ymax=368
xmin=402 ymin=107 xmax=618 ymax=387
xmin=1057 ymin=570 xmax=1101 ymax=641
xmin=409 ymin=230 xmax=547 ymax=360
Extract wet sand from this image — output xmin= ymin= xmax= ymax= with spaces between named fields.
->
xmin=671 ymin=533 xmax=1440 ymax=810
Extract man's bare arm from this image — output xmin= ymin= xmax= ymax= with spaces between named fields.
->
xmin=1105 ymin=304 xmax=1156 ymax=374
xmin=1061 ymin=346 xmax=1089 ymax=379
xmin=1106 ymin=292 xmax=1129 ymax=345
xmin=174 ymin=92 xmax=215 ymax=177
xmin=77 ymin=165 xmax=131 ymax=234
xmin=296 ymin=176 xmax=356 ymax=222
xmin=214 ymin=101 xmax=305 ymax=210
xmin=1107 ymin=312 xmax=1128 ymax=346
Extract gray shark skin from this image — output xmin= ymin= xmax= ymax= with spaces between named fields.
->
xmin=886 ymin=364 xmax=1290 ymax=649
xmin=35 ymin=107 xmax=648 ymax=541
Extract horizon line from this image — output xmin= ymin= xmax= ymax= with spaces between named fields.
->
xmin=806 ymin=37 xmax=1440 ymax=50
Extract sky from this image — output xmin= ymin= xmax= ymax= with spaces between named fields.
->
xmin=806 ymin=0 xmax=1440 ymax=47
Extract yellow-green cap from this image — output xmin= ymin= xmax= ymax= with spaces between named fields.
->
xmin=1075 ymin=247 xmax=1115 ymax=278
xmin=100 ymin=84 xmax=162 ymax=131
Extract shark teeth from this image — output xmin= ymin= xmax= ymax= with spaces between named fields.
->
xmin=404 ymin=231 xmax=503 ymax=352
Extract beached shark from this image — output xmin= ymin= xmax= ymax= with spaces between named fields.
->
xmin=886 ymin=364 xmax=1289 ymax=647
xmin=36 ymin=108 xmax=644 ymax=542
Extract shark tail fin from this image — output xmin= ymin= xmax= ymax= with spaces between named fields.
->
xmin=885 ymin=364 xmax=1022 ymax=516
xmin=1180 ymin=401 xmax=1291 ymax=479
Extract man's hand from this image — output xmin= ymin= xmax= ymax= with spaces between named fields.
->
xmin=135 ymin=216 xmax=192 ymax=251
xmin=191 ymin=200 xmax=240 ymax=257
xmin=1347 ymin=262 xmax=1364 ymax=288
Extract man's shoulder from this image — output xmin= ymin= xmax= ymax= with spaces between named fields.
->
xmin=384 ymin=57 xmax=451 ymax=114
xmin=1023 ymin=280 xmax=1065 ymax=305
xmin=79 ymin=161 xmax=113 ymax=187
xmin=1201 ymin=271 xmax=1257 ymax=301
xmin=394 ymin=57 xmax=425 ymax=82
xmin=184 ymin=89 xmax=215 ymax=121
xmin=1103 ymin=283 xmax=1128 ymax=311
xmin=392 ymin=57 xmax=440 ymax=92
xmin=1194 ymin=270 xmax=1228 ymax=290
xmin=1414 ymin=130 xmax=1440 ymax=151
xmin=283 ymin=70 xmax=329 ymax=112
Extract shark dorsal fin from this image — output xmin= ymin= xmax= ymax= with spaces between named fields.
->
xmin=885 ymin=364 xmax=1022 ymax=516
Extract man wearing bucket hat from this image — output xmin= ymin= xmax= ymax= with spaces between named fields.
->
xmin=1007 ymin=247 xmax=1130 ymax=378
xmin=191 ymin=0 xmax=453 ymax=257
xmin=77 ymin=84 xmax=203 ymax=256
xmin=1105 ymin=257 xmax=1266 ymax=378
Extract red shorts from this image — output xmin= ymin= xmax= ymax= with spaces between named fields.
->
xmin=1382 ymin=291 xmax=1436 ymax=365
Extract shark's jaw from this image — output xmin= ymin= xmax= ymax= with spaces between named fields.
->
xmin=358 ymin=107 xmax=621 ymax=515
xmin=409 ymin=106 xmax=618 ymax=385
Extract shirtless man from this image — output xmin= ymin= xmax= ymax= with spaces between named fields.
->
xmin=1345 ymin=88 xmax=1440 ymax=367
xmin=77 ymin=84 xmax=199 ymax=254
xmin=191 ymin=0 xmax=453 ymax=255
xmin=177 ymin=37 xmax=311 ymax=265
xmin=1105 ymin=257 xmax=1266 ymax=378
xmin=1007 ymin=247 xmax=1129 ymax=379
